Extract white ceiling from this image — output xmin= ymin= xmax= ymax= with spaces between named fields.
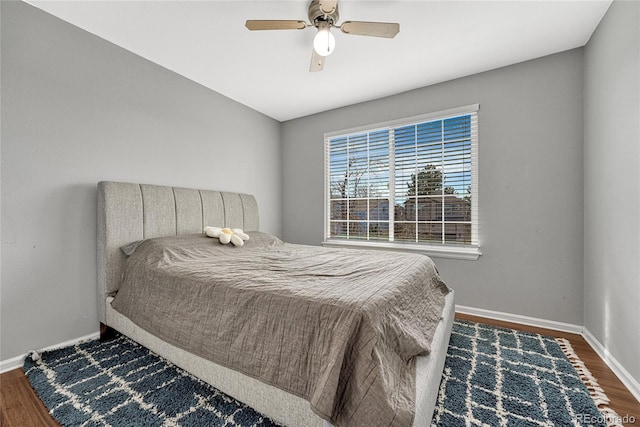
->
xmin=28 ymin=0 xmax=610 ymax=122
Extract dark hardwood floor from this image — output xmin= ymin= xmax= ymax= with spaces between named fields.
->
xmin=0 ymin=368 xmax=58 ymax=427
xmin=1 ymin=314 xmax=638 ymax=426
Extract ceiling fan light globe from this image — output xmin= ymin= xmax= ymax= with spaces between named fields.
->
xmin=313 ymin=29 xmax=336 ymax=57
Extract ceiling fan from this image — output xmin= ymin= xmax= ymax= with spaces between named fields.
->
xmin=245 ymin=0 xmax=400 ymax=72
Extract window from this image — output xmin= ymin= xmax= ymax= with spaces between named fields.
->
xmin=324 ymin=105 xmax=480 ymax=259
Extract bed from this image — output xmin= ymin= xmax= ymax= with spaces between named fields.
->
xmin=97 ymin=181 xmax=455 ymax=427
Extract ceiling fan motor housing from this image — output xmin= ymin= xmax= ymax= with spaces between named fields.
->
xmin=308 ymin=0 xmax=339 ymax=27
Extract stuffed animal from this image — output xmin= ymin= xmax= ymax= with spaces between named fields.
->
xmin=204 ymin=226 xmax=250 ymax=246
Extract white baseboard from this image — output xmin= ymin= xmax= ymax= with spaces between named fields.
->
xmin=582 ymin=327 xmax=640 ymax=404
xmin=0 ymin=331 xmax=100 ymax=374
xmin=455 ymin=304 xmax=584 ymax=334
xmin=0 ymin=354 xmax=27 ymax=375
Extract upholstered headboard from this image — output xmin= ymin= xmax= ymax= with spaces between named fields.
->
xmin=96 ymin=181 xmax=259 ymax=323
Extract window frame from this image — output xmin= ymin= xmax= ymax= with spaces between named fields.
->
xmin=322 ymin=104 xmax=481 ymax=260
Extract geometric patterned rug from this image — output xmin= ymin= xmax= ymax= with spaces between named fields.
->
xmin=24 ymin=320 xmax=619 ymax=427
xmin=24 ymin=334 xmax=280 ymax=426
xmin=432 ymin=320 xmax=618 ymax=427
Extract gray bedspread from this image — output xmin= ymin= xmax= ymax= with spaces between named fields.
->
xmin=111 ymin=232 xmax=450 ymax=426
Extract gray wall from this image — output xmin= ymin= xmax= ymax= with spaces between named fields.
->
xmin=0 ymin=1 xmax=281 ymax=361
xmin=584 ymin=0 xmax=640 ymax=384
xmin=282 ymin=50 xmax=585 ymax=325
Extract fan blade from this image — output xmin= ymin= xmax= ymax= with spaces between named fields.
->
xmin=310 ymin=49 xmax=325 ymax=72
xmin=319 ymin=0 xmax=337 ymax=15
xmin=245 ymin=20 xmax=307 ymax=31
xmin=341 ymin=21 xmax=399 ymax=38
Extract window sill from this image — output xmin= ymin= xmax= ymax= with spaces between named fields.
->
xmin=322 ymin=239 xmax=482 ymax=260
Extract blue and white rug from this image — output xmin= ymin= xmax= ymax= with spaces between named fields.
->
xmin=432 ymin=320 xmax=619 ymax=427
xmin=24 ymin=321 xmax=618 ymax=427
xmin=24 ymin=334 xmax=279 ymax=426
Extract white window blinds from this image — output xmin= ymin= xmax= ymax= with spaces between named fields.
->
xmin=325 ymin=105 xmax=479 ymax=249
